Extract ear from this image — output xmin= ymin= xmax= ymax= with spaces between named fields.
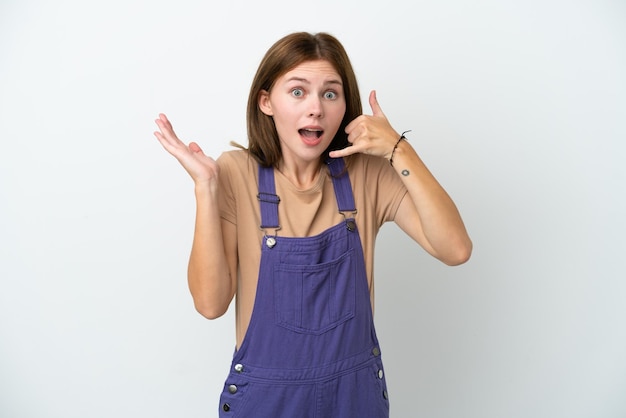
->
xmin=258 ymin=90 xmax=273 ymax=116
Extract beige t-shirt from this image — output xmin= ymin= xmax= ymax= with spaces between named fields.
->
xmin=217 ymin=150 xmax=408 ymax=346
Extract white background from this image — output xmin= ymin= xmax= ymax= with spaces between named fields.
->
xmin=1 ymin=0 xmax=625 ymax=417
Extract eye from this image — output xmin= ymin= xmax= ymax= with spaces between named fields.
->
xmin=324 ymin=91 xmax=338 ymax=100
xmin=291 ymin=88 xmax=304 ymax=97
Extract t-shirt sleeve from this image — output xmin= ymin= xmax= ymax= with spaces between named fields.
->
xmin=359 ymin=155 xmax=408 ymax=225
xmin=217 ymin=151 xmax=237 ymax=225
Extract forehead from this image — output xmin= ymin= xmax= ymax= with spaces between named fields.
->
xmin=279 ymin=60 xmax=342 ymax=83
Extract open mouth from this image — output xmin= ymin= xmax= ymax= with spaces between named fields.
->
xmin=298 ymin=128 xmax=323 ymax=139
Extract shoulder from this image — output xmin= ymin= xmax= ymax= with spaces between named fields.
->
xmin=217 ymin=149 xmax=258 ymax=196
xmin=346 ymin=154 xmax=407 ymax=222
xmin=217 ymin=149 xmax=255 ymax=169
xmin=346 ymin=154 xmax=395 ymax=180
xmin=217 ymin=149 xmax=258 ymax=178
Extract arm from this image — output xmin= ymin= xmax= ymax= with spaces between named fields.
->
xmin=329 ymin=91 xmax=472 ymax=266
xmin=154 ymin=114 xmax=236 ymax=318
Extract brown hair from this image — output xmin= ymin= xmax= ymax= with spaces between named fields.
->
xmin=245 ymin=32 xmax=362 ymax=166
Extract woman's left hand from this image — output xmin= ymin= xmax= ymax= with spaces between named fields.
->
xmin=329 ymin=90 xmax=399 ymax=160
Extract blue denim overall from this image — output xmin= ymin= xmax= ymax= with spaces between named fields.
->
xmin=218 ymin=158 xmax=390 ymax=418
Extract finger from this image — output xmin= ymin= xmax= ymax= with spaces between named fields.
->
xmin=154 ymin=119 xmax=185 ymax=152
xmin=156 ymin=113 xmax=170 ymax=131
xmin=153 ymin=130 xmax=180 ymax=154
xmin=329 ymin=145 xmax=358 ymax=159
xmin=155 ymin=116 xmax=182 ymax=145
xmin=156 ymin=113 xmax=178 ymax=136
xmin=345 ymin=125 xmax=362 ymax=145
xmin=154 ymin=117 xmax=169 ymax=135
xmin=344 ymin=114 xmax=365 ymax=135
xmin=369 ymin=90 xmax=385 ymax=117
xmin=154 ymin=124 xmax=176 ymax=147
xmin=153 ymin=130 xmax=169 ymax=145
xmin=158 ymin=113 xmax=172 ymax=127
xmin=189 ymin=142 xmax=205 ymax=154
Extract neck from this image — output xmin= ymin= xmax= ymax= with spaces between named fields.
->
xmin=277 ymin=158 xmax=323 ymax=190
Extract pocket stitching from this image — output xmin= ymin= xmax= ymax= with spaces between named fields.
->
xmin=273 ymin=249 xmax=356 ymax=335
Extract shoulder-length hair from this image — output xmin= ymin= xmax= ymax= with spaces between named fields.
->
xmin=245 ymin=32 xmax=362 ymax=167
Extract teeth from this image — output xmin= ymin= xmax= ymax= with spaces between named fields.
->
xmin=299 ymin=128 xmax=323 ymax=139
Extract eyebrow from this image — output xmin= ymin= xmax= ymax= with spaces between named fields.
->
xmin=285 ymin=77 xmax=343 ymax=86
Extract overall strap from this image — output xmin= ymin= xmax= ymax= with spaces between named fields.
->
xmin=258 ymin=159 xmax=356 ymax=230
xmin=257 ymin=164 xmax=280 ymax=229
xmin=326 ymin=158 xmax=356 ymax=214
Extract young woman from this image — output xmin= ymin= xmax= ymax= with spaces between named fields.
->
xmin=154 ymin=32 xmax=471 ymax=418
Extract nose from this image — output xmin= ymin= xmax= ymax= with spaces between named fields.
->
xmin=308 ymin=96 xmax=323 ymax=118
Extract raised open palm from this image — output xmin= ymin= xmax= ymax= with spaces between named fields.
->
xmin=153 ymin=113 xmax=219 ymax=186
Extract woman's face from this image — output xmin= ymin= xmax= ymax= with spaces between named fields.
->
xmin=259 ymin=60 xmax=346 ymax=166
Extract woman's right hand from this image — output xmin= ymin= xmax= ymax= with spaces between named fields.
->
xmin=155 ymin=113 xmax=236 ymax=317
xmin=153 ymin=113 xmax=219 ymax=186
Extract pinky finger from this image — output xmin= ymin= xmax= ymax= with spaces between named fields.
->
xmin=329 ymin=145 xmax=357 ymax=158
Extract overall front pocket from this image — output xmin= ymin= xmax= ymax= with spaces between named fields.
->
xmin=273 ymin=249 xmax=356 ymax=335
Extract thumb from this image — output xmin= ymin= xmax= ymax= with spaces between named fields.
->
xmin=369 ymin=90 xmax=385 ymax=117
xmin=189 ymin=142 xmax=205 ymax=154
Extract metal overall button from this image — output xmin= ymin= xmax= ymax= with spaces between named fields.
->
xmin=339 ymin=210 xmax=357 ymax=232
xmin=228 ymin=384 xmax=238 ymax=394
xmin=266 ymin=236 xmax=276 ymax=248
xmin=234 ymin=363 xmax=244 ymax=373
